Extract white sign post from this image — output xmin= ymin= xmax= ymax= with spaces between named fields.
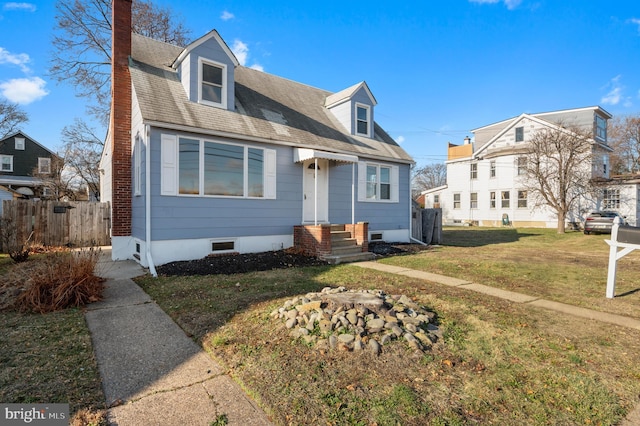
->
xmin=605 ymin=217 xmax=640 ymax=298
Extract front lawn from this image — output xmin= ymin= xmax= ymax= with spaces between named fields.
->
xmin=136 ymin=231 xmax=640 ymax=425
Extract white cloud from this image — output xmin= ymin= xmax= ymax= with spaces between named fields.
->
xmin=221 ymin=10 xmax=234 ymax=21
xmin=3 ymin=2 xmax=36 ymax=12
xmin=0 ymin=77 xmax=48 ymax=104
xmin=601 ymin=75 xmax=624 ymax=106
xmin=396 ymin=136 xmax=406 ymax=144
xmin=469 ymin=0 xmax=521 ymax=9
xmin=232 ymin=40 xmax=248 ymax=66
xmin=629 ymin=18 xmax=640 ymax=34
xmin=250 ymin=64 xmax=264 ymax=72
xmin=0 ymin=47 xmax=30 ymax=73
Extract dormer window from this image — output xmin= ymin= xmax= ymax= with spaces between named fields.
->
xmin=199 ymin=58 xmax=227 ymax=108
xmin=356 ymin=104 xmax=370 ymax=137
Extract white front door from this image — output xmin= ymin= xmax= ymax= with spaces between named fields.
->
xmin=302 ymin=159 xmax=329 ymax=223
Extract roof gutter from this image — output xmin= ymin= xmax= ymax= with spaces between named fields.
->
xmin=145 ymin=124 xmax=157 ymax=277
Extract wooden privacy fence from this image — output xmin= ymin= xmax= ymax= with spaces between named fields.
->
xmin=1 ymin=200 xmax=111 ymax=249
xmin=411 ymin=201 xmax=442 ymax=245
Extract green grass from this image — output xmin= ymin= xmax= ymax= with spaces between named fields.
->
xmin=137 ymin=245 xmax=640 ymax=425
xmin=0 ymin=308 xmax=105 ymax=415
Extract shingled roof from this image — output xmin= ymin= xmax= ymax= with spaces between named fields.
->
xmin=129 ymin=33 xmax=413 ymax=163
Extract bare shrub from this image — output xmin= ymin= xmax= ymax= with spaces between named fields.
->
xmin=0 ymin=217 xmax=31 ymax=263
xmin=5 ymin=248 xmax=104 ymax=313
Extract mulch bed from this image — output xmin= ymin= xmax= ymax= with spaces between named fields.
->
xmin=156 ymin=242 xmax=431 ymax=276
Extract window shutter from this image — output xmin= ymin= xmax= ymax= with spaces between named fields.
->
xmin=264 ymin=149 xmax=277 ymax=199
xmin=391 ymin=165 xmax=399 ymax=203
xmin=357 ymin=161 xmax=366 ymax=201
xmin=161 ymin=134 xmax=177 ymax=196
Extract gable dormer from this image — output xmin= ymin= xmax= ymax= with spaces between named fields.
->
xmin=325 ymin=82 xmax=377 ymax=138
xmin=172 ymin=30 xmax=239 ymax=111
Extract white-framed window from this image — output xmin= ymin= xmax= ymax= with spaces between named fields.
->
xmin=490 ymin=191 xmax=496 ymax=208
xmin=38 ymin=157 xmax=51 ymax=174
xmin=490 ymin=161 xmax=496 ymax=178
xmin=160 ymin=134 xmax=276 ymax=199
xmin=355 ymin=103 xmax=371 ymax=137
xmin=470 ymin=163 xmax=478 ymax=179
xmin=453 ymin=193 xmax=461 ymax=209
xmin=501 ymin=191 xmax=510 ymax=208
xmin=517 ymin=190 xmax=527 ymax=208
xmin=515 ymin=126 xmax=524 ymax=142
xmin=595 ymin=115 xmax=607 ymax=142
xmin=363 ymin=163 xmax=395 ymax=201
xmin=470 ymin=192 xmax=478 ymax=209
xmin=603 ymin=188 xmax=620 ymax=209
xmin=15 ymin=137 xmax=25 ymax=150
xmin=434 ymin=194 xmax=439 ymax=204
xmin=0 ymin=155 xmax=13 ymax=172
xmin=517 ymin=157 xmax=527 ymax=176
xmin=198 ymin=58 xmax=227 ymax=108
xmin=211 ymin=239 xmax=236 ymax=253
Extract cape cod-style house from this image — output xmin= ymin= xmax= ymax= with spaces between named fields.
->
xmin=100 ymin=0 xmax=414 ymax=273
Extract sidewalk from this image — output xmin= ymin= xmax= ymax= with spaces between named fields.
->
xmin=85 ymin=250 xmax=272 ymax=426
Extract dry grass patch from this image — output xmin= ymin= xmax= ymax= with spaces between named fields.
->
xmin=380 ymin=227 xmax=640 ymax=319
xmin=139 ymin=264 xmax=640 ymax=425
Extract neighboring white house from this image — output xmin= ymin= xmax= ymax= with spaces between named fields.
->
xmin=421 ymin=106 xmax=639 ymax=228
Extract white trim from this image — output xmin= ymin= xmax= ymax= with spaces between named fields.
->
xmin=198 ymin=57 xmax=228 ymax=109
xmin=15 ymin=137 xmax=25 ymax=150
xmin=370 ymin=229 xmax=410 ymax=243
xmin=172 ymin=29 xmax=239 ymax=69
xmin=293 ymin=147 xmax=358 ymax=164
xmin=358 ymin=161 xmax=399 ymax=203
xmin=355 ymin=103 xmax=371 ymax=137
xmin=1 ymin=155 xmax=13 ymax=172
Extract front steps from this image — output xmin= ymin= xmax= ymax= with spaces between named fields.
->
xmin=321 ymin=225 xmax=374 ymax=265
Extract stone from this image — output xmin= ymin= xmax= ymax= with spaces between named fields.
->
xmin=298 ymin=327 xmax=309 ymax=336
xmin=346 ymin=312 xmax=358 ymax=326
xmin=404 ymin=332 xmax=417 ymax=343
xmin=405 ymin=323 xmax=418 ymax=333
xmin=353 ymin=339 xmax=364 ymax=351
xmin=338 ymin=334 xmax=355 ymax=344
xmin=391 ymin=325 xmax=403 ymax=337
xmin=318 ymin=319 xmax=332 ymax=334
xmin=285 ymin=318 xmax=297 ymax=329
xmin=368 ymin=339 xmax=381 ymax=355
xmin=286 ymin=309 xmax=299 ymax=320
xmin=380 ymin=334 xmax=392 ymax=345
xmin=298 ymin=301 xmax=322 ymax=313
xmin=366 ymin=318 xmax=385 ymax=330
xmin=329 ymin=335 xmax=338 ymax=349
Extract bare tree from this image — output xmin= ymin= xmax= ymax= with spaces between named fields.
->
xmin=608 ymin=114 xmax=640 ymax=175
xmin=521 ymin=125 xmax=597 ymax=233
xmin=412 ymin=163 xmax=446 ymax=196
xmin=0 ymin=99 xmax=28 ymax=140
xmin=60 ymin=119 xmax=104 ymax=199
xmin=50 ymin=0 xmax=191 ymax=124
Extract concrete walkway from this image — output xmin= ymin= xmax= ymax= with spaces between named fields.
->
xmin=85 ymin=250 xmax=272 ymax=426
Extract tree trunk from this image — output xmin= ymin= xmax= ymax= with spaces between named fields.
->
xmin=557 ymin=212 xmax=566 ymax=234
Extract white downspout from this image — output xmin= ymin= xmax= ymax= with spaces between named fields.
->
xmin=314 ymin=157 xmax=318 ymax=226
xmin=145 ymin=124 xmax=157 ymax=277
xmin=351 ymin=162 xmax=355 ymax=225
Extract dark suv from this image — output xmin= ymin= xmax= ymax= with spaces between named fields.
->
xmin=583 ymin=211 xmax=626 ymax=235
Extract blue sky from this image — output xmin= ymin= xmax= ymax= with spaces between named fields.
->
xmin=0 ymin=0 xmax=639 ymax=168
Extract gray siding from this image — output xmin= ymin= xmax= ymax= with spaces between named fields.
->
xmin=148 ymin=128 xmax=301 ymax=241
xmin=145 ymin=127 xmax=410 ymax=242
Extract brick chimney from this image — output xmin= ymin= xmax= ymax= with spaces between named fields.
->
xmin=110 ymin=0 xmax=132 ymax=237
